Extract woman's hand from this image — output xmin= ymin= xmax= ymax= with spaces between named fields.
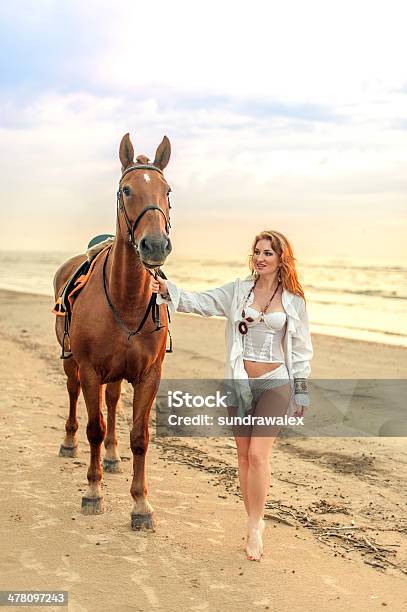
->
xmin=293 ymin=404 xmax=305 ymax=418
xmin=150 ymin=276 xmax=168 ymax=295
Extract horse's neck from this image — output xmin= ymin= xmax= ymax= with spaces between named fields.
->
xmin=107 ymin=240 xmax=150 ymax=309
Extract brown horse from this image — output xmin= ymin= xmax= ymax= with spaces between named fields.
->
xmin=53 ymin=133 xmax=172 ymax=530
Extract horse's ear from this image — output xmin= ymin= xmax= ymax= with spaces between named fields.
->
xmin=119 ymin=133 xmax=134 ymax=170
xmin=153 ymin=135 xmax=171 ymax=170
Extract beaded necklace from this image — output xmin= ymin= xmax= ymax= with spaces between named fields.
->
xmin=238 ymin=278 xmax=281 ymax=335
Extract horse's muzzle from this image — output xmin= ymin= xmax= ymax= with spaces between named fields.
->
xmin=138 ymin=235 xmax=172 ymax=267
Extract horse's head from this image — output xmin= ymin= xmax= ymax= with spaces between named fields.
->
xmin=117 ymin=133 xmax=172 ymax=268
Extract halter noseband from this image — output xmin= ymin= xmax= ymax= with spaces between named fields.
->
xmin=116 ymin=164 xmax=171 ymax=247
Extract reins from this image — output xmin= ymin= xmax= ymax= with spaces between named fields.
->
xmin=102 ymin=246 xmax=172 ymax=352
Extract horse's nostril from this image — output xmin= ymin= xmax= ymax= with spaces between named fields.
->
xmin=140 ymin=238 xmax=149 ymax=252
xmin=139 ymin=236 xmax=171 ymax=261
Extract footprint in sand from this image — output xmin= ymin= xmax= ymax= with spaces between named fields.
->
xmin=19 ymin=550 xmax=47 ymax=576
xmin=31 ymin=512 xmax=60 ymax=530
xmin=190 ymin=602 xmax=210 ymax=611
xmin=19 ymin=549 xmax=80 ymax=585
xmin=208 ymin=581 xmax=234 ymax=593
xmin=54 ymin=556 xmax=81 ymax=584
xmin=85 ymin=534 xmax=110 ymax=545
xmin=322 ymin=574 xmax=351 ymax=595
xmin=183 ymin=520 xmax=202 ymax=529
xmin=131 ymin=572 xmax=160 ymax=608
xmin=207 ymin=537 xmax=224 ymax=546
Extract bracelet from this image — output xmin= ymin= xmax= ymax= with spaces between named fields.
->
xmin=161 ymin=291 xmax=171 ymax=301
xmin=294 ymin=378 xmax=308 ymax=394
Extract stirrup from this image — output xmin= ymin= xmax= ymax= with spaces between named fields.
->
xmin=60 ymin=315 xmax=72 ymax=359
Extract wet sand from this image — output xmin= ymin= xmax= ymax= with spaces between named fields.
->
xmin=0 ymin=288 xmax=406 ymax=611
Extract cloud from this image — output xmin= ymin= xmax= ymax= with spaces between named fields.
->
xmin=0 ymin=0 xmax=406 ymax=259
xmin=0 ymin=1 xmax=116 ymax=94
xmin=1 ymin=1 xmax=406 ymax=101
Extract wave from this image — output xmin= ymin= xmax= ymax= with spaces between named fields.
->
xmin=306 ymin=285 xmax=407 ymax=300
xmin=301 ymin=262 xmax=406 ymax=273
xmin=314 ymin=321 xmax=407 ymax=339
xmin=193 ymin=258 xmax=406 ymax=273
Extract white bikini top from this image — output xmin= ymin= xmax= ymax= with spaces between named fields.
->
xmin=243 ymin=306 xmax=287 ymax=329
xmin=242 ymin=297 xmax=287 ymax=363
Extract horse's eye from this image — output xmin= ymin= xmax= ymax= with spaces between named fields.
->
xmin=123 ymin=186 xmax=131 ymax=196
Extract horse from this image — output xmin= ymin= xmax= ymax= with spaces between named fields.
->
xmin=53 ymin=133 xmax=172 ymax=530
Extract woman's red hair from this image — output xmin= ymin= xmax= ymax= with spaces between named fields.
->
xmin=248 ymin=230 xmax=306 ymax=301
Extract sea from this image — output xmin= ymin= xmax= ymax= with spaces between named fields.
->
xmin=0 ymin=250 xmax=406 ymax=348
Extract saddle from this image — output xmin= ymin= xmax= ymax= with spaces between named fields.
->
xmin=52 ymin=234 xmax=115 ymax=359
xmin=53 ymin=235 xmax=115 ymax=322
xmin=53 ymin=234 xmax=172 ymax=359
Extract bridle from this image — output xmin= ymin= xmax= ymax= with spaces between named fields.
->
xmin=101 ymin=162 xmax=173 ymax=352
xmin=116 ymin=163 xmax=172 ymax=248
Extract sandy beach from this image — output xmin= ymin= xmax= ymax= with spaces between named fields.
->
xmin=0 ymin=288 xmax=406 ymax=612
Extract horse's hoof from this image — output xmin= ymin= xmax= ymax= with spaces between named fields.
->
xmin=131 ymin=512 xmax=155 ymax=531
xmin=102 ymin=458 xmax=122 ymax=473
xmin=81 ymin=496 xmax=104 ymax=515
xmin=59 ymin=444 xmax=78 ymax=458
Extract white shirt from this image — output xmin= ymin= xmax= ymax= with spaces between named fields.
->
xmin=157 ymin=276 xmax=313 ymax=417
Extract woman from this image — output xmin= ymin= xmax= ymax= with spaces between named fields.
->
xmin=151 ymin=230 xmax=313 ymax=561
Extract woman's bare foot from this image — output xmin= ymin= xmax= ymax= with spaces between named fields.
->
xmin=245 ymin=518 xmax=265 ymax=561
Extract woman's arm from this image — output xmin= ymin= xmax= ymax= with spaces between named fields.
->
xmin=291 ymin=297 xmax=313 ymax=407
xmin=153 ymin=277 xmax=235 ymax=318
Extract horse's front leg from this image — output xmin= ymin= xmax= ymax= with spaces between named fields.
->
xmin=79 ymin=365 xmax=106 ymax=514
xmin=130 ymin=372 xmax=160 ymax=531
xmin=103 ymin=380 xmax=122 ymax=473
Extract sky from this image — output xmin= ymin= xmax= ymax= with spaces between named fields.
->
xmin=0 ymin=0 xmax=406 ymax=263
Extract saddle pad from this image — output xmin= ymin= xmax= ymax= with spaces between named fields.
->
xmin=52 ymin=245 xmax=111 ymax=320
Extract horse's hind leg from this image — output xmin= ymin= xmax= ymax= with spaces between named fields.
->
xmin=102 ymin=380 xmax=122 ymax=473
xmin=59 ymin=357 xmax=80 ymax=458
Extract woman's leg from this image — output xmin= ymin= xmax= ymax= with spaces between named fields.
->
xmin=245 ymin=383 xmax=291 ymax=560
xmin=235 ymin=435 xmax=251 ymax=516
xmin=227 ymin=406 xmax=252 ymax=515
